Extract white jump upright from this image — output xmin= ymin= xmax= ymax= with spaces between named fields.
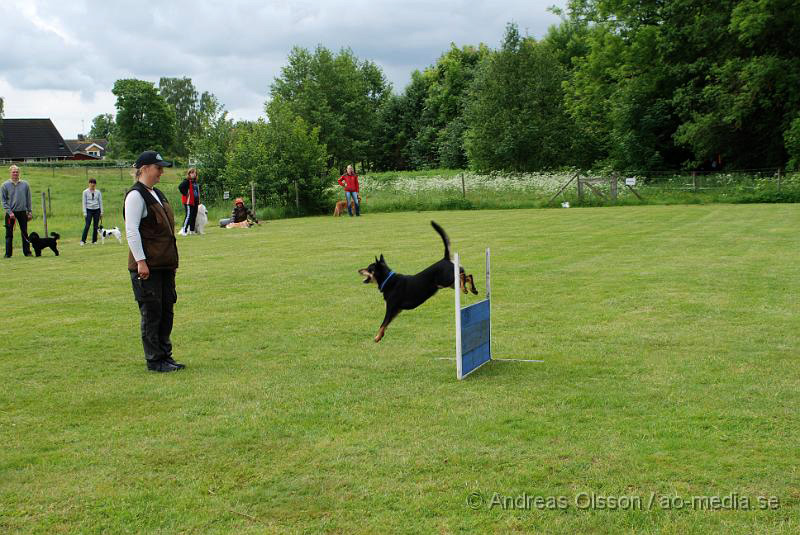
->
xmin=454 ymin=248 xmax=492 ymax=379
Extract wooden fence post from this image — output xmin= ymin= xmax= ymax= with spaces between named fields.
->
xmin=461 ymin=173 xmax=466 ymax=198
xmin=250 ymin=181 xmax=256 ymax=215
xmin=577 ymin=178 xmax=584 ymax=201
xmin=295 ymin=181 xmax=300 ymax=213
xmin=41 ymin=191 xmax=48 ymax=236
xmin=48 ymin=188 xmax=51 ymax=216
xmin=777 ymin=168 xmax=782 ymax=192
xmin=610 ymin=173 xmax=618 ymax=200
xmin=692 ymin=171 xmax=698 ymax=192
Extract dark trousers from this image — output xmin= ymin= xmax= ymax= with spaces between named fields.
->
xmin=182 ymin=204 xmax=198 ymax=232
xmin=82 ymin=208 xmax=101 ymax=243
xmin=5 ymin=211 xmax=31 ymax=256
xmin=130 ymin=269 xmax=177 ymax=361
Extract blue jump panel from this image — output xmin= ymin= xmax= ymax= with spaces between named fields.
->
xmin=460 ymin=299 xmax=490 ymax=377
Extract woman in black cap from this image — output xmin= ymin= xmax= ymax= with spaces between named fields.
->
xmin=124 ymin=151 xmax=185 ymax=372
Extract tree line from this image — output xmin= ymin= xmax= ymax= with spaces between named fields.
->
xmin=92 ymin=0 xmax=800 ymax=211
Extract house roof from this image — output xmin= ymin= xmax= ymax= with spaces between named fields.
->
xmin=65 ymin=139 xmax=109 ymax=153
xmin=0 ymin=118 xmax=74 ymax=160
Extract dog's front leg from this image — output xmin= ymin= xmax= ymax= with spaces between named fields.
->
xmin=375 ymin=306 xmax=400 ymax=343
xmin=459 ymin=272 xmax=467 ymax=293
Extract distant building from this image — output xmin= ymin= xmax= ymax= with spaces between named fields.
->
xmin=65 ymin=136 xmax=109 ymax=160
xmin=0 ymin=118 xmax=74 ymax=162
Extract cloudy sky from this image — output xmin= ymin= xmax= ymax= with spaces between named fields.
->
xmin=1 ymin=0 xmax=565 ymax=139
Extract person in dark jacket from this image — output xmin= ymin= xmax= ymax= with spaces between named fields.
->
xmin=219 ymin=197 xmax=259 ymax=227
xmin=124 ymin=151 xmax=184 ymax=373
xmin=178 ymin=168 xmax=200 ymax=235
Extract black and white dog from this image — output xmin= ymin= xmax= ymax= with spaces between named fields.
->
xmin=98 ymin=225 xmax=123 ymax=244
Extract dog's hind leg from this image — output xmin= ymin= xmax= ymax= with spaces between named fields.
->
xmin=459 ymin=271 xmax=467 ymax=293
xmin=467 ymin=274 xmax=478 ymax=295
xmin=52 ymin=246 xmax=59 ymax=256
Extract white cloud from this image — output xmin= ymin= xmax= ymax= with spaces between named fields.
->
xmin=0 ymin=0 xmax=564 ymax=138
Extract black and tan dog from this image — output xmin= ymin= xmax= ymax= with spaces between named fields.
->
xmin=27 ymin=232 xmax=60 ymax=256
xmin=359 ymin=221 xmax=477 ymax=342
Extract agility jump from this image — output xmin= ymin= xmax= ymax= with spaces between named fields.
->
xmin=453 ymin=248 xmax=542 ymax=380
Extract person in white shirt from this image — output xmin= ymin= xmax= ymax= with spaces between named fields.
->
xmin=124 ymin=151 xmax=184 ymax=373
xmin=81 ymin=178 xmax=103 ymax=245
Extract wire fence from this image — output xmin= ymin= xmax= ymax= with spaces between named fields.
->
xmin=16 ymin=164 xmax=800 ymax=230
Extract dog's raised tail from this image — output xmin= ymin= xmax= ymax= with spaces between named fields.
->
xmin=430 ymin=221 xmax=451 ymax=260
xmin=50 ymin=232 xmax=60 ymax=240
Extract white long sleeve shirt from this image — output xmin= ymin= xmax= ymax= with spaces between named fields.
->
xmin=124 ymin=188 xmax=163 ymax=262
xmin=82 ymin=188 xmax=103 ymax=214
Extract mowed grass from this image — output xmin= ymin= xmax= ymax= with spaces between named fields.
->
xmin=1 ymin=204 xmax=799 ymax=534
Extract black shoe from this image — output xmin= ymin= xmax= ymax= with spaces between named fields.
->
xmin=146 ymin=359 xmax=180 ymax=372
xmin=164 ymin=356 xmax=186 ymax=369
xmin=3 ymin=255 xmax=9 ymax=259
xmin=24 ymin=253 xmax=32 ymax=257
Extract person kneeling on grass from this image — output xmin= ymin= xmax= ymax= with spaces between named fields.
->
xmin=219 ymin=197 xmax=259 ymax=228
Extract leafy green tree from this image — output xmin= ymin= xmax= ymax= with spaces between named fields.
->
xmin=784 ymin=117 xmax=800 ymax=170
xmin=672 ymin=0 xmax=800 ymax=168
xmin=464 ymin=24 xmax=577 ymax=171
xmin=112 ymin=79 xmax=176 ymax=156
xmin=373 ymin=71 xmax=430 ymax=170
xmin=420 ymin=44 xmax=489 ymax=168
xmin=562 ymin=0 xmax=800 ymax=170
xmin=88 ymin=112 xmax=124 ymax=159
xmin=189 ymin=109 xmax=235 ymax=189
xmin=88 ymin=113 xmax=115 ymax=139
xmin=372 ymin=44 xmax=487 ymax=171
xmin=270 ymin=46 xmax=391 ymax=170
xmin=158 ymin=77 xmax=222 ymax=159
xmin=158 ymin=77 xmax=198 ymax=158
xmin=224 ymin=97 xmax=329 ymax=213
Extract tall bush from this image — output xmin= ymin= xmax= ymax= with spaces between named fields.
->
xmin=223 ymin=98 xmax=330 ymax=213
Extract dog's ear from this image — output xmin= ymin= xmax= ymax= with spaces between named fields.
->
xmin=374 ymin=255 xmax=379 ymax=263
xmin=379 ymin=254 xmax=385 ymax=264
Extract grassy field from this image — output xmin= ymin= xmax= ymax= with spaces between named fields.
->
xmin=1 ymin=202 xmax=799 ymax=534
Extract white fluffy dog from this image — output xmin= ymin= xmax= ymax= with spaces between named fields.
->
xmin=195 ymin=204 xmax=208 ymax=234
xmin=98 ymin=225 xmax=123 ymax=244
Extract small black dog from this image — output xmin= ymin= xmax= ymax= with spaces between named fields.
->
xmin=27 ymin=232 xmax=60 ymax=256
xmin=359 ymin=221 xmax=478 ymax=342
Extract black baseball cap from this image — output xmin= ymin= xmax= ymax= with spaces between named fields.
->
xmin=134 ymin=151 xmax=173 ymax=168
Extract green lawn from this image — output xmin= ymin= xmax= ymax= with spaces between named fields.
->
xmin=1 ymin=203 xmax=799 ymax=534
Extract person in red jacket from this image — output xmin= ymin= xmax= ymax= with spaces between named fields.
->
xmin=178 ymin=168 xmax=200 ymax=235
xmin=337 ymin=165 xmax=360 ymax=216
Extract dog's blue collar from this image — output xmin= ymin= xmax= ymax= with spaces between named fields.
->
xmin=379 ymin=271 xmax=396 ymax=292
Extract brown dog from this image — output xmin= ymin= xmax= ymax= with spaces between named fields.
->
xmin=333 ymin=194 xmax=363 ymax=216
